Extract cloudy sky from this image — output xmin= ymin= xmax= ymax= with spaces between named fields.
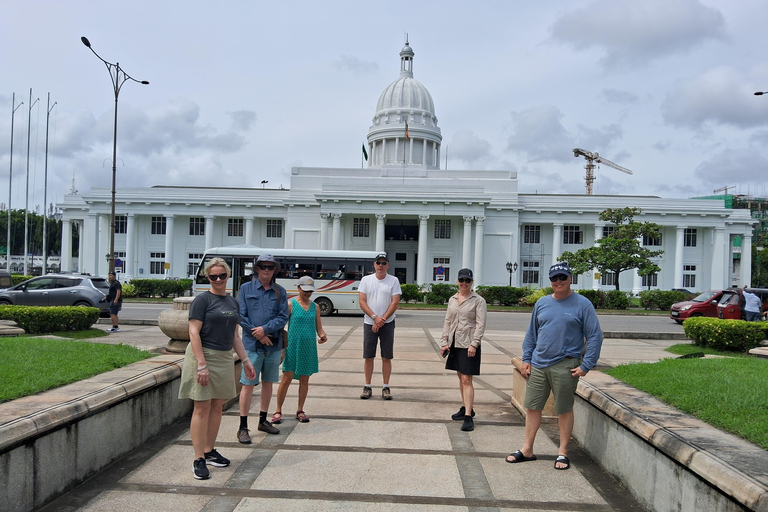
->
xmin=2 ymin=0 xmax=768 ymax=213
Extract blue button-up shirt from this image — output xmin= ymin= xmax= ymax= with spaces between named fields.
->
xmin=237 ymin=278 xmax=288 ymax=352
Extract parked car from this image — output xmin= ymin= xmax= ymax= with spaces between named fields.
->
xmin=716 ymin=288 xmax=768 ymax=321
xmin=0 ymin=270 xmax=12 ymax=291
xmin=669 ymin=289 xmax=726 ymax=323
xmin=0 ymin=273 xmax=110 ymax=314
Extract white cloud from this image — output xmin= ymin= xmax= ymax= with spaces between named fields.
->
xmin=600 ymin=88 xmax=640 ymax=105
xmin=550 ymin=0 xmax=726 ymax=68
xmin=448 ymin=129 xmax=492 ymax=167
xmin=333 ymin=55 xmax=379 ymax=74
xmin=506 ymin=105 xmax=574 ymax=162
xmin=694 ymin=148 xmax=768 ymax=185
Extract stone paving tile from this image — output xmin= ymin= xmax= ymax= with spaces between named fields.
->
xmin=78 ymin=491 xmax=213 ymax=511
xmin=234 ymin=498 xmax=468 ymax=511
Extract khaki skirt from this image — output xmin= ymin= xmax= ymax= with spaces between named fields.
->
xmin=178 ymin=343 xmax=237 ymax=401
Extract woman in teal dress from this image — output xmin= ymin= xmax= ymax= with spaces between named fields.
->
xmin=273 ymin=276 xmax=327 ymax=423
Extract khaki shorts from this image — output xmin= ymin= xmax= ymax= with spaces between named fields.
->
xmin=523 ymin=357 xmax=581 ymax=415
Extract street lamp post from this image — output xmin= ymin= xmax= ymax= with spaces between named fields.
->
xmin=81 ymin=36 xmax=148 ymax=275
xmin=7 ymin=93 xmax=23 ymax=267
xmin=505 ymin=261 xmax=518 ymax=287
xmin=755 ymin=91 xmax=768 ymax=96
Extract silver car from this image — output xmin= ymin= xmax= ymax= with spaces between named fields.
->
xmin=0 ymin=273 xmax=110 ymax=314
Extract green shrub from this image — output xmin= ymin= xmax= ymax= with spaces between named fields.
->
xmin=521 ymin=288 xmax=550 ymax=306
xmin=120 ymin=282 xmax=136 ymax=298
xmin=424 ymin=283 xmax=457 ymax=304
xmin=682 ymin=317 xmax=765 ymax=352
xmin=128 ymin=278 xmax=190 ymax=298
xmin=476 ymin=286 xmax=528 ymax=306
xmin=639 ymin=289 xmax=686 ymax=311
xmin=0 ymin=305 xmax=99 ymax=334
xmin=577 ymin=289 xmax=607 ymax=309
xmin=400 ymin=283 xmax=422 ymax=303
xmin=606 ymin=290 xmax=630 ymax=310
xmin=11 ymin=275 xmax=33 ymax=286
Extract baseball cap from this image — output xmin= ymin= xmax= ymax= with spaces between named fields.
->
xmin=548 ymin=262 xmax=572 ymax=279
xmin=457 ymin=268 xmax=473 ymax=280
xmin=297 ymin=276 xmax=317 ymax=292
xmin=374 ymin=252 xmax=389 ymax=262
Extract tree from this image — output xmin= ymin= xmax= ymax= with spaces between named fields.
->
xmin=0 ymin=208 xmax=65 ymax=257
xmin=559 ymin=207 xmax=663 ymax=291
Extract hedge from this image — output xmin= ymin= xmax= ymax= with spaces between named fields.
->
xmin=425 ymin=283 xmax=458 ymax=304
xmin=639 ymin=289 xmax=687 ymax=311
xmin=129 ymin=278 xmax=193 ymax=298
xmin=0 ymin=305 xmax=99 ymax=333
xmin=400 ymin=283 xmax=422 ymax=303
xmin=475 ymin=286 xmax=528 ymax=306
xmin=682 ymin=317 xmax=767 ymax=352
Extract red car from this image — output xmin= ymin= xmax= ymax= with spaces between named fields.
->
xmin=669 ymin=290 xmax=725 ymax=324
xmin=716 ymin=288 xmax=768 ymax=320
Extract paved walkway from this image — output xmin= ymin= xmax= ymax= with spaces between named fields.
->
xmin=38 ymin=323 xmax=676 ymax=511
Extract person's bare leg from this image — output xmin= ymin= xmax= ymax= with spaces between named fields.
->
xmin=460 ymin=374 xmax=474 ymax=411
xmin=260 ymin=381 xmax=274 ymax=414
xmin=297 ymin=375 xmax=310 ymax=412
xmin=506 ymin=408 xmax=541 ymax=462
xmin=382 ymin=358 xmax=392 ymax=385
xmin=239 ymin=384 xmax=254 ymax=416
xmin=204 ymin=398 xmax=226 ymax=452
xmin=556 ymin=410 xmax=574 ymax=468
xmin=190 ymin=400 xmax=211 ymax=459
xmin=110 ymin=313 xmax=119 ymax=329
xmin=275 ymin=372 xmax=294 ymax=415
xmin=364 ymin=358 xmax=374 ymax=383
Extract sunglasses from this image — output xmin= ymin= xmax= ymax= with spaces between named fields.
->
xmin=458 ymin=278 xmax=473 ymax=283
xmin=257 ymin=265 xmax=275 ymax=270
xmin=550 ymin=274 xmax=570 ymax=282
xmin=375 ymin=261 xmax=388 ymax=265
xmin=208 ymin=273 xmax=228 ymax=281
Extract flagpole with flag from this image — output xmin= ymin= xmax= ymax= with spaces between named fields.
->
xmin=362 ymin=143 xmax=368 ymax=168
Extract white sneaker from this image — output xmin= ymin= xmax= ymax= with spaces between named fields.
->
xmin=106 ymin=327 xmax=120 ymax=333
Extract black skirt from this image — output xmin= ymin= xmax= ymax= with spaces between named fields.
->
xmin=445 ymin=340 xmax=481 ymax=376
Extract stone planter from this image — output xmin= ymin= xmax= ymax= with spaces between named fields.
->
xmin=159 ymin=297 xmax=194 ymax=353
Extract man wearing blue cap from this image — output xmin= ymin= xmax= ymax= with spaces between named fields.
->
xmin=506 ymin=261 xmax=603 ymax=471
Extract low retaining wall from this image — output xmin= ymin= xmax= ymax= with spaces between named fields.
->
xmin=0 ymin=355 xmax=242 ymax=512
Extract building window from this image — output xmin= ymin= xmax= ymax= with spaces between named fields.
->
xmin=151 ymin=216 xmax=166 ymax=235
xmin=188 ymin=253 xmax=203 ymax=277
xmin=571 ymin=274 xmax=579 ymax=285
xmin=563 ymin=226 xmax=583 ymax=244
xmin=683 ymin=265 xmax=696 ymax=288
xmin=395 ymin=252 xmax=407 ymax=261
xmin=266 ymin=219 xmax=283 ymax=238
xmin=114 ymin=215 xmax=127 ymax=234
xmin=522 ymin=261 xmax=539 ymax=284
xmin=228 ymin=218 xmax=243 ymax=237
xmin=684 ymin=228 xmax=697 ymax=247
xmin=114 ymin=251 xmax=126 ymax=274
xmin=642 ymin=273 xmax=658 ymax=287
xmin=601 ymin=271 xmax=616 ymax=286
xmin=189 ymin=217 xmax=205 ymax=236
xmin=602 ymin=226 xmax=615 ymax=237
xmin=149 ymin=252 xmax=165 ymax=275
xmin=353 ymin=218 xmax=370 ymax=238
xmin=434 ymin=219 xmax=451 ymax=239
xmin=523 ymin=225 xmax=540 ymax=244
xmin=643 ymin=234 xmax=662 ymax=246
xmin=432 ymin=257 xmax=450 ymax=281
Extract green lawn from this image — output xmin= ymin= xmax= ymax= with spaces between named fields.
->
xmin=0 ymin=336 xmax=155 ymax=402
xmin=604 ymin=350 xmax=768 ymax=449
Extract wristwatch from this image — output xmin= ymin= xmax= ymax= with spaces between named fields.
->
xmin=371 ymin=314 xmax=377 ymax=320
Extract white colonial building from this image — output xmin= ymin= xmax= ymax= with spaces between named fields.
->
xmin=58 ymin=42 xmax=755 ymax=293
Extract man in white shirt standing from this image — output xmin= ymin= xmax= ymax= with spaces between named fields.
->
xmin=743 ymin=286 xmax=762 ymax=321
xmin=358 ymin=253 xmax=402 ymax=400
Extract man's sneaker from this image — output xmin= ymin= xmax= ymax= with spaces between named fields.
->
xmin=204 ymin=448 xmax=230 ymax=467
xmin=237 ymin=428 xmax=252 ymax=444
xmin=382 ymin=387 xmax=392 ymax=400
xmin=193 ymin=457 xmax=210 ymax=480
xmin=106 ymin=326 xmax=120 ymax=333
xmin=451 ymin=406 xmax=476 ymax=421
xmin=258 ymin=420 xmax=280 ymax=435
xmin=360 ymin=386 xmax=372 ymax=399
xmin=461 ymin=416 xmax=475 ymax=432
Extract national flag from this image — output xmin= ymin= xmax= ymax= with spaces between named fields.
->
xmin=405 ymin=121 xmax=410 ymax=141
xmin=362 ymin=143 xmax=368 ymax=161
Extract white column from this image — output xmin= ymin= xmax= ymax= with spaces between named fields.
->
xmin=244 ymin=217 xmax=254 ymax=245
xmin=552 ymin=223 xmax=562 ymax=270
xmin=674 ymin=227 xmax=685 ymax=289
xmin=375 ymin=214 xmax=386 ymax=253
xmin=711 ymin=227 xmax=726 ymax=290
xmin=164 ymin=215 xmax=175 ymax=277
xmin=473 ymin=216 xmax=485 ymax=285
xmin=632 ymin=268 xmax=643 ymax=295
xmin=320 ymin=213 xmax=330 ymax=250
xmin=61 ymin=219 xmax=72 ymax=273
xmin=125 ymin=213 xmax=136 ymax=277
xmin=84 ymin=214 xmax=98 ymax=275
xmin=99 ymin=214 xmax=110 ymax=276
xmin=417 ymin=215 xmax=429 ymax=285
xmin=592 ymin=224 xmax=603 ymax=290
xmin=741 ymin=234 xmax=753 ymax=287
xmin=77 ymin=221 xmax=85 ymax=273
xmin=462 ymin=216 xmax=473 ymax=269
xmin=331 ymin=214 xmax=342 ymax=250
xmin=205 ymin=216 xmax=215 ymax=250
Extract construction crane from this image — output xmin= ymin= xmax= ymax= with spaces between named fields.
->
xmin=713 ymin=185 xmax=735 ymax=195
xmin=573 ymin=148 xmax=633 ymax=195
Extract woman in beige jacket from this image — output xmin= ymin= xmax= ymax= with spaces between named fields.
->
xmin=440 ymin=268 xmax=487 ymax=432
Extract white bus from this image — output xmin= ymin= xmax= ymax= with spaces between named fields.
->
xmin=194 ymin=245 xmax=380 ymax=316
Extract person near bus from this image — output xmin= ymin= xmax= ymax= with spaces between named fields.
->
xmin=179 ymin=257 xmax=255 ymax=480
xmin=272 ymin=275 xmax=328 ymax=424
xmin=358 ymin=252 xmax=402 ymax=400
xmin=237 ymin=254 xmax=289 ymax=442
xmin=440 ymin=268 xmax=487 ymax=432
xmin=743 ymin=286 xmax=762 ymax=321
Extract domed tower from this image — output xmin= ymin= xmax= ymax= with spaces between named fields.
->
xmin=366 ymin=40 xmax=442 ymax=169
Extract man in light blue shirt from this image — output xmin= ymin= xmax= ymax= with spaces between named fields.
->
xmin=743 ymin=286 xmax=762 ymax=321
xmin=506 ymin=262 xmax=603 ymax=471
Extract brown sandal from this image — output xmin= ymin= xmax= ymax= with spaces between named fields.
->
xmin=296 ymin=411 xmax=310 ymax=423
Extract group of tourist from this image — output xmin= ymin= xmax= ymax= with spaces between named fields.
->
xmin=178 ymin=252 xmax=604 ymax=480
